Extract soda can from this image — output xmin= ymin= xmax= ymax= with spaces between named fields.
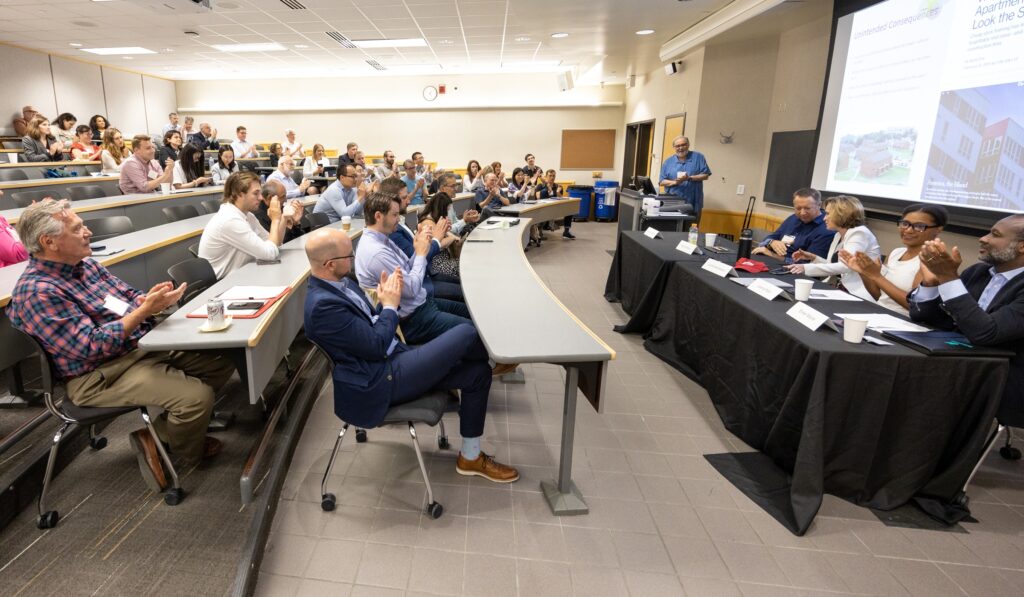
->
xmin=207 ymin=297 xmax=225 ymax=327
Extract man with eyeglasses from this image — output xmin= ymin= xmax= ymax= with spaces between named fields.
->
xmin=658 ymin=135 xmax=711 ymax=218
xmin=752 ymin=187 xmax=833 ymax=262
xmin=314 ymin=163 xmax=365 ymax=223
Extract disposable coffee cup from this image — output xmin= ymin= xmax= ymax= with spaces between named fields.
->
xmin=502 ymin=220 xmax=511 ymax=229
xmin=9 ymin=152 xmax=16 ymax=164
xmin=843 ymin=317 xmax=868 ymax=343
xmin=794 ymin=279 xmax=813 ymax=301
xmin=705 ymin=233 xmax=718 ymax=248
xmin=677 ymin=171 xmax=686 ymax=179
xmin=160 ymin=182 xmax=171 ymax=194
xmin=341 ymin=215 xmax=352 ymax=231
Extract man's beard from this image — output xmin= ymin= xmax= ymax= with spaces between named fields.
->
xmin=980 ymin=244 xmax=1018 ymax=265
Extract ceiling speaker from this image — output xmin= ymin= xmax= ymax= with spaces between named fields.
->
xmin=664 ymin=61 xmax=682 ymax=76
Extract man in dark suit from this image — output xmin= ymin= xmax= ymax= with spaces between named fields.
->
xmin=303 ymin=227 xmax=518 ymax=482
xmin=188 ymin=122 xmax=219 ymax=151
xmin=910 ymin=214 xmax=1024 ymax=425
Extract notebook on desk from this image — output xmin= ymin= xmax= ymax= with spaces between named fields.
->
xmin=881 ymin=330 xmax=1015 ymax=358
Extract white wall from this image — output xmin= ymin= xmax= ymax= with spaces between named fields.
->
xmin=0 ymin=43 xmax=177 ymax=137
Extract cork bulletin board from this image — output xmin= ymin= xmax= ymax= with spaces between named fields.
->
xmin=559 ymin=129 xmax=616 ymax=170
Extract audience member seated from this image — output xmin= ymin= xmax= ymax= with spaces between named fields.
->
xmin=751 ymin=188 xmax=834 ymax=262
xmin=375 ymin=149 xmax=398 ymax=180
xmin=469 ymin=164 xmax=492 ymax=192
xmin=119 ymin=134 xmax=173 ymax=195
xmin=536 ymin=169 xmax=576 ymax=240
xmin=436 ymin=173 xmax=481 ymax=236
xmin=70 ymin=125 xmax=101 ymax=161
xmin=491 ymin=161 xmax=509 ymax=188
xmin=303 ymin=227 xmax=519 ymax=482
xmin=9 ymin=199 xmax=234 ymax=486
xmin=507 ymin=167 xmax=535 ymax=203
xmin=100 ymin=128 xmax=129 ymax=174
xmin=258 ymin=179 xmax=305 ymax=243
xmin=355 ymin=150 xmax=368 ymax=170
xmin=427 ymin=168 xmax=448 ymax=195
xmin=172 ymin=144 xmax=213 ymax=190
xmin=283 ymin=129 xmax=303 ymax=159
xmin=181 ymin=115 xmax=195 ymax=139
xmin=12 ymin=105 xmax=38 ymax=137
xmin=52 ymin=112 xmax=78 ymax=147
xmin=419 ymin=191 xmax=464 ymax=285
xmin=354 ymin=192 xmax=471 ymax=345
xmin=230 ymin=126 xmax=259 ymax=159
xmin=412 ymin=151 xmax=434 ymax=185
xmin=303 ymin=143 xmax=331 ymax=191
xmin=842 ymin=204 xmax=947 ymax=315
xmin=268 ymin=142 xmax=283 ymax=168
xmin=475 ymin=172 xmax=510 ymax=211
xmin=338 ymin=142 xmax=358 ymax=165
xmin=522 ymin=153 xmax=541 ymax=178
xmin=188 ymin=122 xmax=219 ymax=151
xmin=211 ymin=146 xmax=239 ymax=185
xmin=89 ymin=114 xmax=109 ymax=144
xmin=400 ymin=159 xmax=427 ymax=205
xmin=314 ymin=163 xmax=365 ymax=222
xmin=268 ymin=155 xmax=317 ymax=198
xmin=463 ymin=159 xmax=482 ymax=191
xmin=21 ymin=116 xmax=66 ymax=163
xmin=910 ymin=214 xmax=1024 ymax=426
xmin=161 ymin=112 xmax=181 ymax=136
xmin=785 ymin=195 xmax=881 ymax=300
xmin=198 ymin=171 xmax=285 ymax=279
xmin=158 ymin=130 xmax=182 ymax=163
xmin=0 ymin=202 xmax=27 ymax=267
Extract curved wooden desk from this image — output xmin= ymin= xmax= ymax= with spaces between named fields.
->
xmin=0 ymin=173 xmax=122 ymax=202
xmin=1 ymin=186 xmax=224 ymax=229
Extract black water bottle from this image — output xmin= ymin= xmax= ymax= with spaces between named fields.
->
xmin=737 ymin=229 xmax=753 ymax=260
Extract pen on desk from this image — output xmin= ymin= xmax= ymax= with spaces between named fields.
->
xmin=466 ymin=239 xmax=494 ymax=243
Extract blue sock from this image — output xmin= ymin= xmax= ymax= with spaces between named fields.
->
xmin=460 ymin=436 xmax=481 ymax=461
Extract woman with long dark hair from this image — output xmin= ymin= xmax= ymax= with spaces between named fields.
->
xmin=173 ymin=144 xmax=213 ymax=189
xmin=89 ymin=114 xmax=109 ymax=143
xmin=211 ymin=146 xmax=239 ymax=185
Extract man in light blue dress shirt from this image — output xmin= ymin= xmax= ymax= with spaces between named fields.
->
xmin=658 ymin=136 xmax=711 ymax=217
xmin=314 ymin=163 xmax=364 ymax=222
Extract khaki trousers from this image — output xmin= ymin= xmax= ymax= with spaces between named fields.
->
xmin=66 ymin=350 xmax=235 ymax=464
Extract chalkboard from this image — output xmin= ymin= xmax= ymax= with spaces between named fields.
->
xmin=764 ymin=130 xmax=816 ymax=207
xmin=560 ymin=129 xmax=616 ymax=170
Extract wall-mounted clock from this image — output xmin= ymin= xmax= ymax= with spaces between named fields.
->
xmin=423 ymin=85 xmax=438 ymax=101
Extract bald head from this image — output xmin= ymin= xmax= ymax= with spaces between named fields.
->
xmin=306 ymin=228 xmax=353 ymax=280
xmin=262 ymin=179 xmax=286 ymax=203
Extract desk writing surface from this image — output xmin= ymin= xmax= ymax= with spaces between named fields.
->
xmin=496 ymin=198 xmax=580 ymax=221
xmin=460 ymin=219 xmax=614 ymax=364
xmin=0 ymin=173 xmax=120 ymax=192
xmin=0 ymin=186 xmax=223 ymax=225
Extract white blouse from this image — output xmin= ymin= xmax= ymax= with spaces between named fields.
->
xmin=198 ymin=202 xmax=279 ymax=279
xmin=100 ymin=149 xmax=123 ymax=174
xmin=802 ymin=225 xmax=882 ymax=301
xmin=876 ymin=247 xmax=920 ymax=315
xmin=303 ymin=156 xmax=331 ymax=177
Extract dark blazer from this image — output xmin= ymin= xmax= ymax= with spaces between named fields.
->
xmin=390 ymin=224 xmax=441 ymax=262
xmin=188 ymin=132 xmax=219 ymax=151
xmin=21 ymin=136 xmax=65 ymax=162
xmin=910 ymin=263 xmax=1024 ymax=426
xmin=305 ymin=275 xmax=405 ymax=428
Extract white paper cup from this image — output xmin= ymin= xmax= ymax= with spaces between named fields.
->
xmin=705 ymin=233 xmax=718 ymax=248
xmin=794 ymin=279 xmax=813 ymax=301
xmin=160 ymin=182 xmax=171 ymax=194
xmin=676 ymin=171 xmax=685 ymax=179
xmin=9 ymin=152 xmax=17 ymax=164
xmin=502 ymin=220 xmax=511 ymax=229
xmin=341 ymin=215 xmax=352 ymax=231
xmin=843 ymin=317 xmax=868 ymax=343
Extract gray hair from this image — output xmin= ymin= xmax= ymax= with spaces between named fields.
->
xmin=672 ymin=135 xmax=689 ymax=146
xmin=284 ymin=128 xmax=295 ymax=136
xmin=17 ymin=198 xmax=71 ymax=255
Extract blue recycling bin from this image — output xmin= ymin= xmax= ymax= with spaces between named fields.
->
xmin=568 ymin=185 xmax=593 ymax=221
xmin=594 ymin=181 xmax=619 ymax=221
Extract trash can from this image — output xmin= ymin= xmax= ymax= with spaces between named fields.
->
xmin=594 ymin=181 xmax=619 ymax=221
xmin=568 ymin=185 xmax=593 ymax=221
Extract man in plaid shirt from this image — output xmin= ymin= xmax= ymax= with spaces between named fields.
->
xmin=8 ymin=199 xmax=234 ymax=491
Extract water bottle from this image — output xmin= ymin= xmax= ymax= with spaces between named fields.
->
xmin=688 ymin=223 xmax=699 ymax=246
xmin=209 ymin=156 xmax=216 ymax=170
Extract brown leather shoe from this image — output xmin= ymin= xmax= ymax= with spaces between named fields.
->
xmin=202 ymin=436 xmax=223 ymax=460
xmin=456 ymin=452 xmax=519 ymax=483
xmin=129 ymin=429 xmax=168 ymax=492
xmin=492 ymin=363 xmax=519 ymax=377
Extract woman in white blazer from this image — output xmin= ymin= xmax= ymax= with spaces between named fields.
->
xmin=786 ymin=194 xmax=880 ymax=300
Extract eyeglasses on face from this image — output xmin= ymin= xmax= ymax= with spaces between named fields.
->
xmin=897 ymin=220 xmax=939 ymax=232
xmin=323 ymin=255 xmax=354 ymax=266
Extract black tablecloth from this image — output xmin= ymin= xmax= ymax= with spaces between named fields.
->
xmin=638 ymin=257 xmax=1008 ymax=534
xmin=604 ymin=231 xmax=710 ymax=334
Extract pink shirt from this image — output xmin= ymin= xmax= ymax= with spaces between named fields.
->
xmin=0 ymin=216 xmax=28 ymax=267
xmin=118 ymin=154 xmax=164 ymax=194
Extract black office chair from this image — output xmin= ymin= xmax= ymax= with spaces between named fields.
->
xmin=84 ymin=216 xmax=133 ymax=242
xmin=10 ymin=189 xmax=59 ymax=208
xmin=187 ymin=241 xmax=200 ymax=258
xmin=162 ymin=205 xmax=201 ymax=223
xmin=309 ymin=340 xmax=454 ymax=518
xmin=167 ymin=258 xmax=217 ymax=306
xmin=202 ymin=198 xmax=220 ymax=214
xmin=67 ymin=185 xmax=108 ymax=201
xmin=304 ymin=212 xmax=330 ymax=230
xmin=11 ymin=328 xmax=185 ymax=529
xmin=0 ymin=169 xmax=28 ymax=182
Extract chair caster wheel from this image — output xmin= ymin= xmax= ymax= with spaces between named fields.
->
xmin=1000 ymin=446 xmax=1022 ymax=460
xmin=164 ymin=487 xmax=185 ymax=506
xmin=438 ymin=437 xmax=450 ymax=450
xmin=321 ymin=493 xmax=336 ymax=512
xmin=37 ymin=511 xmax=58 ymax=529
xmin=952 ymin=492 xmax=970 ymax=508
xmin=426 ymin=501 xmax=443 ymax=519
xmin=355 ymin=429 xmax=368 ymax=443
xmin=89 ymin=436 xmax=107 ymax=450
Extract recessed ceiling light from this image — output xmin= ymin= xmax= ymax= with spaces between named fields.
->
xmin=636 ymin=29 xmax=655 ymax=35
xmin=550 ymin=32 xmax=569 ymax=39
xmin=352 ymin=38 xmax=427 ymax=48
xmin=515 ymin=36 xmax=531 ymax=42
xmin=211 ymin=43 xmax=287 ymax=53
xmin=294 ymin=44 xmax=309 ymax=49
xmin=80 ymin=46 xmax=156 ymax=55
xmin=69 ymin=42 xmax=83 ymax=47
xmin=438 ymin=39 xmax=454 ymax=45
xmin=122 ymin=56 xmax=133 ymax=60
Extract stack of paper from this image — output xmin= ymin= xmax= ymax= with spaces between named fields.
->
xmin=834 ymin=313 xmax=929 ymax=333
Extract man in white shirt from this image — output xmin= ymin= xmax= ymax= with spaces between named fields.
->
xmin=161 ymin=112 xmax=181 ymax=136
xmin=198 ymin=171 xmax=286 ymax=279
xmin=267 ymin=155 xmax=316 ymax=199
xmin=283 ymin=129 xmax=303 ymax=159
xmin=230 ymin=126 xmax=259 ymax=159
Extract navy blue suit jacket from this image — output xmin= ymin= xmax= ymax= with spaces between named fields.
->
xmin=304 ymin=275 xmax=404 ymax=428
xmin=390 ymin=225 xmax=440 ymax=295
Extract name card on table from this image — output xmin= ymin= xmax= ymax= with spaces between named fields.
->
xmin=747 ymin=278 xmax=787 ymax=301
xmin=675 ymin=240 xmax=698 ymax=254
xmin=701 ymin=258 xmax=737 ymax=278
xmin=644 ymin=227 xmax=660 ymax=239
xmin=786 ymin=302 xmax=832 ymax=331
